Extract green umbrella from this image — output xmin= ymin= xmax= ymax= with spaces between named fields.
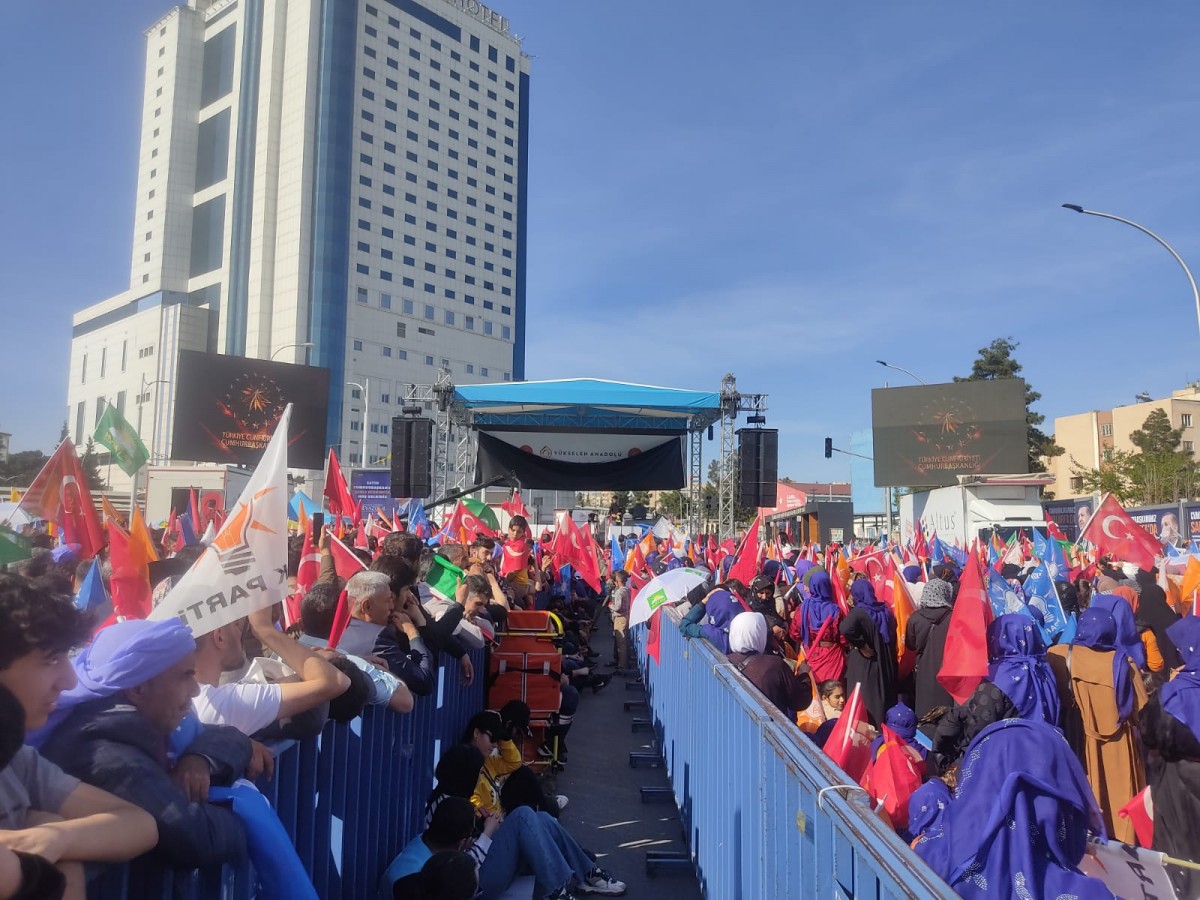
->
xmin=462 ymin=498 xmax=499 ymax=532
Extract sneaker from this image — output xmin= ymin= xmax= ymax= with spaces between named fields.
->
xmin=555 ymin=794 xmax=569 ymax=811
xmin=577 ymin=866 xmax=626 ymax=896
xmin=591 ymin=675 xmax=612 ymax=694
xmin=536 ymin=742 xmax=554 ymax=759
xmin=548 ymin=885 xmax=581 ymax=900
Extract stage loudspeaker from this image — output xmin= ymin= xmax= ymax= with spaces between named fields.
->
xmin=391 ymin=417 xmax=434 ymax=498
xmin=737 ymin=428 xmax=778 ymax=508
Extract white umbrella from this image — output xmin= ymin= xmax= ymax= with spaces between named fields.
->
xmin=629 ymin=567 xmax=712 ymax=627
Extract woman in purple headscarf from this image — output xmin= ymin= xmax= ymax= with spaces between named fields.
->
xmin=1142 ymin=616 xmax=1200 ymax=898
xmin=1088 ymin=592 xmax=1147 ymax=669
xmin=986 ymin=614 xmax=1060 ymax=725
xmin=915 ymin=719 xmax=1114 ymax=900
xmin=839 ymin=578 xmax=897 ymax=726
xmin=1047 ymin=607 xmax=1147 ymax=845
xmin=677 ymin=587 xmax=747 ymax=655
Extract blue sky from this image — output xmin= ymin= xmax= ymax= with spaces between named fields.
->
xmin=3 ymin=1 xmax=1200 ymax=488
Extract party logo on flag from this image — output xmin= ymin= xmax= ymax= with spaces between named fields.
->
xmin=93 ymin=405 xmax=149 ymax=477
xmin=150 ymin=407 xmax=291 ymax=637
xmin=646 ymin=589 xmax=670 ymax=611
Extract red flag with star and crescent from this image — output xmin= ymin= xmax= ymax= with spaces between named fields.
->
xmin=1079 ymin=493 xmax=1163 ymax=571
xmin=18 ymin=440 xmax=104 ymax=560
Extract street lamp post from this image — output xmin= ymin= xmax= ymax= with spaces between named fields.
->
xmin=875 ymin=360 xmax=928 ymax=385
xmin=1062 ymin=204 xmax=1200 ymax=340
xmin=271 ymin=342 xmax=315 ymax=361
xmin=346 ymin=379 xmax=370 ymax=466
xmin=134 ymin=376 xmax=171 ymax=513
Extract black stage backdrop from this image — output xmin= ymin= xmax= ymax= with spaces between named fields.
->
xmin=474 ymin=430 xmax=685 ymax=490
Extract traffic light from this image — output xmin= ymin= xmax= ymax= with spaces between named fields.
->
xmin=824 ymin=437 xmax=833 ymax=459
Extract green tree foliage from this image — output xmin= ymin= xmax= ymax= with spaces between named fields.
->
xmin=655 ymin=490 xmax=686 ymax=519
xmin=1070 ymin=408 xmax=1200 ymax=505
xmin=955 ymin=337 xmax=1062 ymax=473
xmin=0 ymin=450 xmax=50 ymax=488
xmin=81 ymin=438 xmax=108 ymax=492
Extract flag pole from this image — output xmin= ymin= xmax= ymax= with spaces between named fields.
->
xmin=129 ymin=466 xmax=139 ymax=518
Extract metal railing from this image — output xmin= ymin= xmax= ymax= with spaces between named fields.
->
xmin=638 ymin=610 xmax=954 ymax=900
xmin=88 ymin=649 xmax=486 ymax=899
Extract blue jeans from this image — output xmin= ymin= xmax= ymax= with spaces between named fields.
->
xmin=478 ymin=807 xmax=593 ymax=900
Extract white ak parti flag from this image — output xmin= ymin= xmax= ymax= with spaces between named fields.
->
xmin=150 ymin=406 xmax=291 ymax=637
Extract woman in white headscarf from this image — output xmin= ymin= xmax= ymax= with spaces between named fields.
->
xmin=727 ymin=612 xmax=812 ymax=721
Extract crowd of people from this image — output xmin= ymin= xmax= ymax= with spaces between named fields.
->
xmin=661 ymin=528 xmax=1200 ymax=899
xmin=0 ymin=508 xmax=627 ymax=900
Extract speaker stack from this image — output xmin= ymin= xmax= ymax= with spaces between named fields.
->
xmin=737 ymin=428 xmax=779 ymax=508
xmin=390 ymin=417 xmax=434 ymax=498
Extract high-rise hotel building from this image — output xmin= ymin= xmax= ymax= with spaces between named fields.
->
xmin=67 ymin=0 xmax=529 ymax=485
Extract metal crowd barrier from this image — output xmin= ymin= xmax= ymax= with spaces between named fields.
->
xmin=88 ymin=649 xmax=486 ymax=899
xmin=637 ymin=610 xmax=954 ymax=900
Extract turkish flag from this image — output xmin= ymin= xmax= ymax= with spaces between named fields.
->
xmin=848 ymin=549 xmax=887 ymax=596
xmin=645 ymin=607 xmax=662 ymax=664
xmin=823 ymin=683 xmax=872 ymax=782
xmin=1080 ymin=493 xmax=1163 ymax=570
xmin=500 ymin=490 xmax=531 ymax=522
xmin=108 ymin=520 xmax=152 ymax=620
xmin=556 ymin=514 xmax=602 ymax=593
xmin=323 ymin=450 xmax=355 ymax=522
xmin=1118 ymin=787 xmax=1154 ymax=847
xmin=500 ymin=538 xmax=531 ymax=577
xmin=329 ymin=534 xmax=367 ymax=581
xmin=726 ymin=517 xmax=761 ymax=585
xmin=441 ymin=500 xmax=499 ymax=544
xmin=287 ymin=526 xmax=321 ymax=628
xmin=936 ymin=544 xmax=994 ymax=703
xmin=18 ymin=440 xmax=104 ymax=560
xmin=861 ymin=725 xmax=924 ymax=831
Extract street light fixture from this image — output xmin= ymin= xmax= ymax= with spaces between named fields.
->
xmin=271 ymin=342 xmax=315 ymax=361
xmin=875 ymin=360 xmax=928 ymax=385
xmin=1062 ymin=204 xmax=1200 ymax=339
xmin=346 ymin=379 xmax=370 ymax=466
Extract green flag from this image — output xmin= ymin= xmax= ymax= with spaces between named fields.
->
xmin=0 ymin=526 xmax=31 ymax=567
xmin=426 ymin=553 xmax=464 ymax=602
xmin=94 ymin=404 xmax=149 ymax=476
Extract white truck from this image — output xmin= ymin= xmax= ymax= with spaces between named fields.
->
xmin=144 ymin=466 xmax=252 ymax=526
xmin=899 ymin=474 xmax=1054 ymax=548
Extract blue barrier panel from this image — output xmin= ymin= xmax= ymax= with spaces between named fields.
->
xmin=87 ymin=648 xmax=485 ymax=899
xmin=636 ymin=611 xmax=955 ymax=900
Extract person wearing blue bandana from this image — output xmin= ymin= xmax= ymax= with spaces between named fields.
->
xmin=38 ymin=618 xmax=254 ymax=868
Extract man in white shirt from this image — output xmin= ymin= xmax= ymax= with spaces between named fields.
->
xmin=192 ymin=606 xmax=351 ymax=737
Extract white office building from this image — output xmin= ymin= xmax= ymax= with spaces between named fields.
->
xmin=67 ymin=0 xmax=530 ymax=488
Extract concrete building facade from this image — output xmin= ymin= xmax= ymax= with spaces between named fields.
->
xmin=67 ymin=0 xmax=530 ymax=489
xmin=1049 ymin=386 xmax=1200 ymax=498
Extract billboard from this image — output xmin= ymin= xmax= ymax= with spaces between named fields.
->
xmin=171 ymin=350 xmax=329 ymax=469
xmin=1126 ymin=503 xmax=1185 ymax=547
xmin=350 ymin=469 xmax=402 ymax=519
xmin=871 ymin=380 xmax=1028 ymax=487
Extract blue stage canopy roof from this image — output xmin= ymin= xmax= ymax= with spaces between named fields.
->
xmin=452 ymin=378 xmax=722 ymax=431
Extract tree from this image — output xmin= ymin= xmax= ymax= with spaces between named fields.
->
xmin=81 ymin=438 xmax=108 ymax=493
xmin=1127 ymin=408 xmax=1200 ymax=504
xmin=57 ymin=420 xmax=69 ymax=446
xmin=630 ymin=491 xmax=652 ymax=511
xmin=1070 ymin=408 xmax=1200 ymax=505
xmin=0 ymin=450 xmax=50 ymax=489
xmin=1070 ymin=451 xmax=1140 ymax=505
xmin=655 ymin=490 xmax=686 ymax=520
xmin=955 ymin=337 xmax=1062 ymax=473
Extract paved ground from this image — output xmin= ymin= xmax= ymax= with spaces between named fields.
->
xmin=550 ymin=616 xmax=702 ymax=899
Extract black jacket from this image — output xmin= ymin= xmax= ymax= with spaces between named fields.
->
xmin=41 ymin=697 xmax=250 ymax=868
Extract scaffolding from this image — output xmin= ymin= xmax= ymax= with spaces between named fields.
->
xmin=717 ymin=373 xmax=768 ymax=540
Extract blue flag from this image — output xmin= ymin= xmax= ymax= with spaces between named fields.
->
xmin=611 ymin=532 xmax=626 ymax=571
xmin=74 ymin=558 xmax=108 ymax=612
xmin=929 ymin=535 xmax=949 ymax=566
xmin=1022 ymin=560 xmax=1070 ymax=644
xmin=1058 ymin=611 xmax=1079 ymax=645
xmin=986 ymin=569 xmax=1034 ymax=620
xmin=1031 ymin=529 xmax=1070 ymax=583
xmin=944 ymin=542 xmax=967 ymax=567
